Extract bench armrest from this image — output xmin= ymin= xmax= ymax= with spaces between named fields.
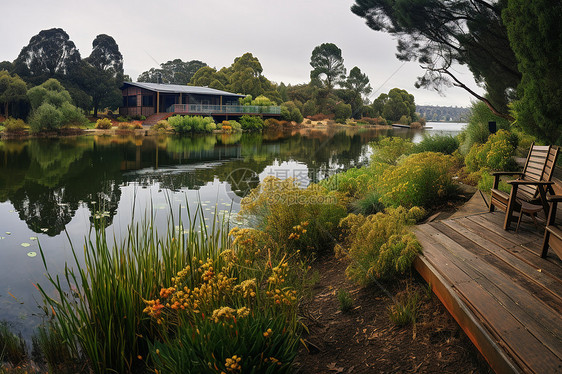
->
xmin=547 ymin=195 xmax=562 ymax=203
xmin=491 ymin=171 xmax=523 ymax=177
xmin=506 ymin=179 xmax=554 ymax=186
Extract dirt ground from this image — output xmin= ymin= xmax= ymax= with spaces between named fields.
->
xmin=292 ymin=255 xmax=493 ymax=374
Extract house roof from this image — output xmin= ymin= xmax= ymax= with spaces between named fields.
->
xmin=122 ymin=82 xmax=245 ymax=97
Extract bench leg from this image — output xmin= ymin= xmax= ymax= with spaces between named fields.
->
xmin=542 ymin=231 xmax=551 ymax=258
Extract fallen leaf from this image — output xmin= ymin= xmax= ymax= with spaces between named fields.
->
xmin=327 ymin=362 xmax=344 ymax=372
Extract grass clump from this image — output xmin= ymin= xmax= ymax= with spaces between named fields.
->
xmin=388 ymin=289 xmax=421 ymax=326
xmin=0 ymin=322 xmax=27 ymax=367
xmin=336 ymin=289 xmax=354 ymax=313
xmin=414 ymin=134 xmax=459 ymax=155
xmin=337 ymin=207 xmax=424 ymax=285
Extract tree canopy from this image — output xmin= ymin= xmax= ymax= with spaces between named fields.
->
xmin=309 ymin=43 xmax=346 ymax=90
xmin=87 ymin=34 xmax=124 ymax=77
xmin=0 ymin=71 xmax=28 ymax=118
xmin=138 ymin=59 xmax=207 ymax=85
xmin=503 ymin=0 xmax=562 ymax=144
xmin=372 ymin=88 xmax=416 ymax=122
xmin=351 ymin=0 xmax=519 ymax=119
xmin=13 ymin=28 xmax=82 ymax=83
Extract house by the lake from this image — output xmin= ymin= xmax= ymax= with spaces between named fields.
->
xmin=120 ymin=82 xmax=280 ymax=120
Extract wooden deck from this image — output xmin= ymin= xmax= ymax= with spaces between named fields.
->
xmin=415 ymin=211 xmax=562 ymax=373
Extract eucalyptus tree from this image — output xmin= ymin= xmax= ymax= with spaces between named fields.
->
xmin=138 ymin=59 xmax=207 ymax=85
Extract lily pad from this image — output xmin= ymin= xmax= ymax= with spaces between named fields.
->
xmin=5 ymin=232 xmax=11 ymax=235
xmin=29 ymin=237 xmax=38 ymax=241
xmin=0 ymin=237 xmax=5 ymax=240
xmin=27 ymin=251 xmax=37 ymax=258
xmin=21 ymin=243 xmax=31 ymax=247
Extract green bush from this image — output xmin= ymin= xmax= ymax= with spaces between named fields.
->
xmin=240 ymin=177 xmax=347 ymax=255
xmin=3 ymin=117 xmax=27 ymax=132
xmin=338 ymin=207 xmax=424 ymax=284
xmin=239 ymin=115 xmax=264 ymax=131
xmin=153 ymin=120 xmax=169 ymax=131
xmin=371 ymin=137 xmax=414 ymax=165
xmin=351 ymin=191 xmax=386 ymax=215
xmin=334 ymin=102 xmax=352 ymax=123
xmin=116 ymin=116 xmax=129 ymax=122
xmin=29 ymin=103 xmax=63 ymax=132
xmin=414 ymin=134 xmax=459 ymax=155
xmin=280 ymin=103 xmax=304 ymax=123
xmin=465 ymin=129 xmax=518 ymax=172
xmin=168 ymin=115 xmax=217 ymax=133
xmin=95 ymin=118 xmax=113 ymax=129
xmin=229 ymin=120 xmax=242 ymax=132
xmin=377 ymin=152 xmax=458 ymax=208
xmin=60 ymin=102 xmax=87 ymax=127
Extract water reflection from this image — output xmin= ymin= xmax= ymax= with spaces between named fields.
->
xmin=0 ymin=123 xmax=463 ymax=338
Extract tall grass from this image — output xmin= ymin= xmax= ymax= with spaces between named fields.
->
xmin=0 ymin=322 xmax=27 ymax=368
xmin=36 ymin=203 xmax=230 ymax=373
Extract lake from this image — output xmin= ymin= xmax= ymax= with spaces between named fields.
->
xmin=0 ymin=122 xmax=465 ymax=339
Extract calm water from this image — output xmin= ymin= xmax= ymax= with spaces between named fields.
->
xmin=0 ymin=122 xmax=464 ymax=338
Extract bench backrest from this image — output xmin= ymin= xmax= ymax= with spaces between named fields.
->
xmin=518 ymin=144 xmax=559 ymax=201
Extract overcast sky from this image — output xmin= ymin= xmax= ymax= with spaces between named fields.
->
xmin=0 ymin=0 xmax=483 ymax=107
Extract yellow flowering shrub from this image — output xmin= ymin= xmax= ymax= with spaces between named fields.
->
xmin=240 ymin=177 xmax=347 ymax=254
xmin=338 ymin=207 xmax=424 ymax=284
xmin=465 ymin=129 xmax=518 ymax=172
xmin=145 ymin=235 xmax=303 ymax=374
xmin=370 ymin=136 xmax=415 ymax=164
xmin=376 ymin=152 xmax=457 ymax=208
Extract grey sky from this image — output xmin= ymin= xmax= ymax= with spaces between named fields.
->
xmin=1 ymin=0 xmax=483 ymax=107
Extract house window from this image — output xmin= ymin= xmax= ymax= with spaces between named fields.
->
xmin=142 ymin=95 xmax=154 ymax=107
xmin=127 ymin=95 xmax=137 ymax=107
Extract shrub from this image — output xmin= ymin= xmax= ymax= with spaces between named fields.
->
xmin=240 ymin=176 xmax=347 ymax=255
xmin=3 ymin=117 xmax=27 ymax=132
xmin=167 ymin=115 xmax=189 ymax=132
xmin=229 ymin=120 xmax=242 ymax=132
xmin=205 ymin=121 xmax=217 ymax=132
xmin=116 ymin=116 xmax=129 ymax=122
xmin=477 ymin=169 xmax=511 ymax=193
xmin=264 ymin=118 xmax=281 ymax=128
xmin=117 ymin=122 xmax=131 ymax=130
xmin=414 ymin=134 xmax=460 ymax=155
xmin=377 ymin=152 xmax=458 ymax=208
xmin=410 ymin=121 xmax=422 ymax=129
xmin=239 ymin=115 xmax=264 ymax=131
xmin=337 ymin=207 xmax=424 ymax=284
xmin=337 ymin=289 xmax=354 ymax=312
xmin=320 ymin=166 xmax=382 ymax=199
xmin=371 ymin=137 xmax=414 ymax=165
xmin=399 ymin=115 xmax=410 ymax=125
xmin=153 ymin=120 xmax=169 ymax=131
xmin=132 ymin=121 xmax=143 ymax=129
xmin=465 ymin=129 xmax=518 ymax=172
xmin=302 ymin=99 xmax=317 ymax=117
xmin=351 ymin=191 xmax=386 ymax=215
xmin=307 ymin=113 xmax=334 ymax=121
xmin=29 ymin=103 xmax=63 ymax=132
xmin=95 ymin=118 xmax=113 ymax=129
xmin=60 ymin=102 xmax=87 ymax=127
xmin=334 ymin=103 xmax=352 ymax=123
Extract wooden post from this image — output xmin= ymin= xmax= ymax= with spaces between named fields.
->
xmin=156 ymin=92 xmax=160 ymax=113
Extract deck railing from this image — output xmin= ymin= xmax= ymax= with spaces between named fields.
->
xmin=167 ymin=104 xmax=281 ymax=115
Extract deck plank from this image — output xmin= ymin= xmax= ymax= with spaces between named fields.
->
xmin=415 ymin=216 xmax=562 ymax=374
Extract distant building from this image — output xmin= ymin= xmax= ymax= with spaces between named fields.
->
xmin=120 ymin=82 xmax=280 ymax=120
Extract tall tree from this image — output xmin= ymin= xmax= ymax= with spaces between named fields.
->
xmin=503 ymin=0 xmax=562 ymax=144
xmin=309 ymin=43 xmax=346 ymax=90
xmin=138 ymin=59 xmax=207 ymax=85
xmin=0 ymin=71 xmax=28 ymax=118
xmin=343 ymin=66 xmax=372 ymax=117
xmin=87 ymin=34 xmax=124 ymax=76
xmin=351 ymin=0 xmax=519 ymax=119
xmin=83 ymin=34 xmax=124 ymax=117
xmin=13 ymin=28 xmax=82 ymax=82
